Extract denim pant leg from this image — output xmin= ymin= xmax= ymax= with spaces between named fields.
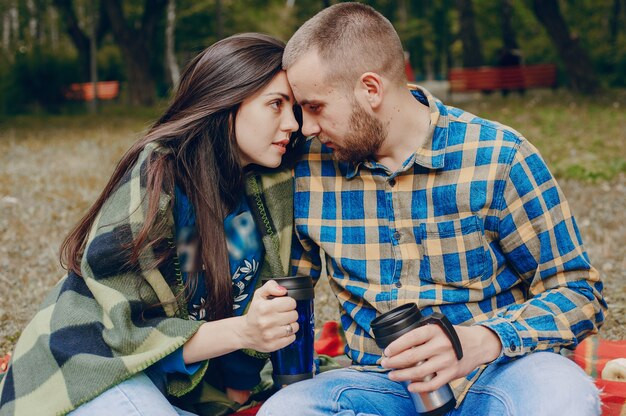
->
xmin=452 ymin=352 xmax=601 ymax=416
xmin=69 ymin=372 xmax=197 ymax=416
xmin=258 ymin=368 xmax=415 ymax=416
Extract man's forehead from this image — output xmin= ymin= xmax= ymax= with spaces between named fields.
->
xmin=287 ymin=54 xmax=337 ymax=102
xmin=287 ymin=55 xmax=323 ymax=86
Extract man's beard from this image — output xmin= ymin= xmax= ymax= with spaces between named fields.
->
xmin=322 ymin=101 xmax=387 ymax=164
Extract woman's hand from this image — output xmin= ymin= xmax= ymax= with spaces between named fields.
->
xmin=181 ymin=280 xmax=299 ymax=364
xmin=235 ymin=280 xmax=299 ymax=352
xmin=226 ymin=387 xmax=252 ymax=405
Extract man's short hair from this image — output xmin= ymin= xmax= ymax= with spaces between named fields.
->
xmin=284 ymin=2 xmax=406 ymax=90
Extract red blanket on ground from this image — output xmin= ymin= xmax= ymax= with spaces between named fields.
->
xmin=1 ymin=324 xmax=624 ymax=415
xmin=568 ymin=335 xmax=626 ymax=416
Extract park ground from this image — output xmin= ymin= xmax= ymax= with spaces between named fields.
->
xmin=0 ymin=89 xmax=624 ymax=355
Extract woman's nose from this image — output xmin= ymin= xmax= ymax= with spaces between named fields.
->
xmin=282 ymin=109 xmax=299 ymax=133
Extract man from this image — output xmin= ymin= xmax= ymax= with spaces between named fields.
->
xmin=260 ymin=3 xmax=607 ymax=415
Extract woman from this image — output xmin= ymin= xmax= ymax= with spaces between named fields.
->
xmin=0 ymin=33 xmax=304 ymax=416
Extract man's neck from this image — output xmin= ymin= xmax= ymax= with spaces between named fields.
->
xmin=374 ymin=89 xmax=431 ymax=173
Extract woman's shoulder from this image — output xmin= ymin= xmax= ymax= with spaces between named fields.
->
xmin=245 ymin=168 xmax=293 ymax=198
xmin=139 ymin=141 xmax=174 ymax=163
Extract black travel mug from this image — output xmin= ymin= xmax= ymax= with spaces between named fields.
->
xmin=262 ymin=276 xmax=315 ymax=388
xmin=371 ymin=303 xmax=463 ymax=416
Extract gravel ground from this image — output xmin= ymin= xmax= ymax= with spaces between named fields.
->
xmin=0 ymin=116 xmax=624 ymax=356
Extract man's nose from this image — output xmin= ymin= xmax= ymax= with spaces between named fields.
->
xmin=301 ymin=116 xmax=320 ymax=137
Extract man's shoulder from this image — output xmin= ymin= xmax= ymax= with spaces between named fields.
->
xmin=445 ymin=104 xmax=525 ymax=148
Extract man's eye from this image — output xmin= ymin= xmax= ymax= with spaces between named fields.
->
xmin=307 ymin=104 xmax=320 ymax=112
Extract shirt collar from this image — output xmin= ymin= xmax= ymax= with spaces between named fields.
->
xmin=345 ymin=85 xmax=449 ymax=179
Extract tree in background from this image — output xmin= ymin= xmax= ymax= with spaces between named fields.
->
xmin=1 ymin=0 xmax=625 ymax=115
xmin=527 ymin=0 xmax=599 ymax=94
xmin=164 ymin=0 xmax=179 ymax=89
xmin=52 ymin=0 xmax=109 ymax=81
xmin=456 ymin=0 xmax=484 ymax=67
xmin=103 ymin=0 xmax=167 ymax=106
xmin=500 ymin=0 xmax=518 ymax=52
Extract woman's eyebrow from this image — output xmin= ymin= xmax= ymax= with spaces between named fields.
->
xmin=263 ymin=92 xmax=292 ymax=102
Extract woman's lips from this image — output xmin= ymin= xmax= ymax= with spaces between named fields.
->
xmin=272 ymin=140 xmax=289 ymax=154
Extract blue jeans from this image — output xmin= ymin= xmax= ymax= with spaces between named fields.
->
xmin=69 ymin=372 xmax=197 ymax=416
xmin=258 ymin=352 xmax=601 ymax=416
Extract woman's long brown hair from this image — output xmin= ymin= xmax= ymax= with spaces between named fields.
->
xmin=60 ymin=33 xmax=300 ymax=321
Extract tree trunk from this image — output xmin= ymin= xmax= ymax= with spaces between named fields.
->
xmin=501 ymin=0 xmax=518 ymax=50
xmin=529 ymin=0 xmax=599 ymax=94
xmin=52 ymin=0 xmax=91 ymax=79
xmin=49 ymin=6 xmax=59 ymax=49
xmin=609 ymin=0 xmax=621 ymax=45
xmin=2 ymin=10 xmax=10 ymax=51
xmin=103 ymin=0 xmax=167 ymax=106
xmin=409 ymin=0 xmax=426 ymax=78
xmin=26 ymin=0 xmax=38 ymax=41
xmin=396 ymin=0 xmax=407 ymax=26
xmin=10 ymin=2 xmax=18 ymax=44
xmin=165 ymin=0 xmax=180 ymax=90
xmin=215 ymin=0 xmax=223 ymax=40
xmin=433 ymin=0 xmax=453 ymax=79
xmin=89 ymin=1 xmax=98 ymax=113
xmin=456 ymin=0 xmax=484 ymax=67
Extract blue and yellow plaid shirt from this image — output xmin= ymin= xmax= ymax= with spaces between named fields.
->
xmin=291 ymin=86 xmax=607 ymax=402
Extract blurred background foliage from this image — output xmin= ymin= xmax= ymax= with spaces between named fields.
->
xmin=0 ymin=0 xmax=624 ymax=113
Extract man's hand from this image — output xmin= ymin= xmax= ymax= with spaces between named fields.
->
xmin=380 ymin=324 xmax=502 ymax=394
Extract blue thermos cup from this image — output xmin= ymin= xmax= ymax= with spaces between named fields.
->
xmin=371 ymin=303 xmax=463 ymax=416
xmin=263 ymin=276 xmax=315 ymax=388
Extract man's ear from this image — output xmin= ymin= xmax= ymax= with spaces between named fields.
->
xmin=356 ymin=72 xmax=383 ymax=110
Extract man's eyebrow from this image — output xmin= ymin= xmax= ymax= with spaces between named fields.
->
xmin=298 ymin=99 xmax=321 ymax=106
xmin=263 ymin=92 xmax=292 ymax=102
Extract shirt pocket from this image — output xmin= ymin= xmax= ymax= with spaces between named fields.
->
xmin=419 ymin=215 xmax=488 ymax=287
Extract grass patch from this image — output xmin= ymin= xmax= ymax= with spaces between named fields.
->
xmin=453 ymin=89 xmax=626 ymax=182
xmin=2 ymin=90 xmax=625 ymax=182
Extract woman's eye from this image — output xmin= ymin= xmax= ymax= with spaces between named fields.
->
xmin=270 ymin=100 xmax=282 ymax=110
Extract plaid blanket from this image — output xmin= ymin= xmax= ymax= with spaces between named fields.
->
xmin=0 ymin=143 xmax=294 ymax=416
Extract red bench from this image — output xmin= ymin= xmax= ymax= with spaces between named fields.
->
xmin=448 ymin=64 xmax=557 ymax=95
xmin=65 ymin=81 xmax=120 ymax=101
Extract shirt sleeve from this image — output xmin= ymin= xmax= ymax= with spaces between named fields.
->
xmin=151 ymin=346 xmax=203 ymax=375
xmin=290 ymin=227 xmax=323 ymax=284
xmin=478 ymin=139 xmax=607 ymax=363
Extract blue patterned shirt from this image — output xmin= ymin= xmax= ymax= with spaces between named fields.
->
xmin=149 ymin=187 xmax=265 ymax=390
xmin=174 ymin=186 xmax=263 ymax=319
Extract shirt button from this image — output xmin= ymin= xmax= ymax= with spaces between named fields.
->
xmin=395 ymin=281 xmax=402 ymax=288
xmin=510 ymin=343 xmax=517 ymax=351
xmin=389 ymin=178 xmax=396 ymax=187
xmin=393 ymin=231 xmax=401 ymax=240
